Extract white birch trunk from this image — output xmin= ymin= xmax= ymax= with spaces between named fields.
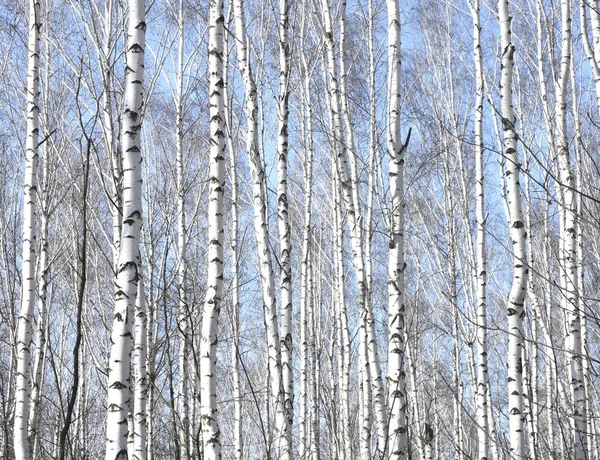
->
xmin=580 ymin=0 xmax=600 ymax=113
xmin=175 ymin=2 xmax=190 ymax=456
xmin=101 ymin=0 xmax=122 ymax=272
xmin=320 ymin=1 xmax=372 ymax=456
xmin=299 ymin=33 xmax=314 ymax=458
xmin=309 ymin=263 xmax=320 ymax=460
xmin=334 ymin=169 xmax=352 ymax=460
xmin=133 ymin=281 xmax=148 ymax=460
xmin=498 ymin=1 xmax=529 ymax=457
xmin=276 ymin=2 xmax=294 ymax=449
xmin=105 ymin=0 xmax=145 ymax=457
xmin=28 ymin=161 xmax=49 ymax=457
xmin=14 ymin=1 xmax=41 ymax=458
xmin=224 ymin=20 xmax=243 ymax=459
xmin=470 ymin=1 xmax=489 ymax=458
xmin=570 ymin=49 xmax=594 ymax=460
xmin=339 ymin=2 xmax=388 ymax=453
xmin=232 ymin=0 xmax=289 ymax=457
xmin=555 ymin=2 xmax=586 ymax=457
xmin=199 ymin=0 xmax=226 ymax=456
xmin=387 ymin=0 xmax=407 ymax=458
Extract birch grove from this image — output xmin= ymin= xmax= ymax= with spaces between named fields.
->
xmin=3 ymin=0 xmax=600 ymax=459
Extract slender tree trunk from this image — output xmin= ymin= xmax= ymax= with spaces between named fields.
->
xmin=105 ymin=0 xmax=145 ymax=457
xmin=102 ymin=0 xmax=122 ymax=272
xmin=320 ymin=1 xmax=372 ymax=457
xmin=555 ymin=2 xmax=586 ymax=457
xmin=223 ymin=16 xmax=243 ymax=459
xmin=570 ymin=47 xmax=594 ymax=460
xmin=310 ymin=261 xmax=320 ymax=460
xmin=175 ymin=2 xmax=190 ymax=457
xmin=232 ymin=0 xmax=289 ymax=457
xmin=299 ymin=25 xmax=314 ymax=456
xmin=14 ymin=1 xmax=41 ymax=458
xmin=133 ymin=281 xmax=148 ymax=460
xmin=580 ymin=0 xmax=600 ymax=114
xmin=470 ymin=1 xmax=489 ymax=458
xmin=59 ymin=122 xmax=90 ymax=459
xmin=200 ymin=0 xmax=226 ymax=457
xmin=498 ymin=1 xmax=529 ymax=457
xmin=276 ymin=2 xmax=294 ymax=452
xmin=333 ymin=169 xmax=352 ymax=460
xmin=28 ymin=155 xmax=49 ymax=457
xmin=387 ymin=0 xmax=407 ymax=458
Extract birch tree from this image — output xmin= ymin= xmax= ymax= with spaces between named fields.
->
xmin=232 ymin=0 xmax=290 ymax=457
xmin=319 ymin=1 xmax=373 ymax=456
xmin=554 ymin=1 xmax=586 ymax=457
xmin=498 ymin=0 xmax=529 ymax=457
xmin=105 ymin=0 xmax=146 ymax=457
xmin=276 ymin=0 xmax=294 ymax=441
xmin=470 ymin=0 xmax=489 ymax=457
xmin=199 ymin=0 xmax=226 ymax=456
xmin=175 ymin=1 xmax=191 ymax=456
xmin=386 ymin=0 xmax=408 ymax=458
xmin=14 ymin=1 xmax=41 ymax=458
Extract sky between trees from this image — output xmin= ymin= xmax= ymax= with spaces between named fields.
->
xmin=1 ymin=0 xmax=600 ymax=459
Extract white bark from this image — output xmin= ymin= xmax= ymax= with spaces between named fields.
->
xmin=28 ymin=160 xmax=49 ymax=457
xmin=338 ymin=3 xmax=388 ymax=454
xmin=133 ymin=282 xmax=148 ymax=460
xmin=175 ymin=1 xmax=190 ymax=456
xmin=224 ymin=17 xmax=243 ymax=459
xmin=200 ymin=0 xmax=226 ymax=457
xmin=276 ymin=2 xmax=294 ymax=448
xmin=580 ymin=0 xmax=600 ymax=113
xmin=333 ymin=169 xmax=352 ymax=460
xmin=387 ymin=0 xmax=407 ymax=458
xmin=555 ymin=2 xmax=586 ymax=457
xmin=470 ymin=1 xmax=489 ymax=458
xmin=105 ymin=0 xmax=145 ymax=457
xmin=299 ymin=26 xmax=314 ymax=457
xmin=232 ymin=0 xmax=289 ymax=457
xmin=14 ymin=1 xmax=41 ymax=458
xmin=319 ymin=1 xmax=372 ymax=457
xmin=498 ymin=0 xmax=529 ymax=457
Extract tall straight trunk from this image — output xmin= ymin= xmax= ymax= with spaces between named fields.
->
xmin=276 ymin=1 xmax=294 ymax=446
xmin=223 ymin=17 xmax=243 ymax=459
xmin=309 ymin=266 xmax=320 ymax=460
xmin=365 ymin=0 xmax=384 ymax=454
xmin=470 ymin=1 xmax=489 ymax=458
xmin=580 ymin=0 xmax=600 ymax=114
xmin=338 ymin=2 xmax=387 ymax=453
xmin=200 ymin=0 xmax=226 ymax=457
xmin=133 ymin=282 xmax=148 ymax=460
xmin=101 ymin=0 xmax=122 ymax=271
xmin=59 ymin=123 xmax=90 ymax=459
xmin=498 ymin=0 xmax=529 ymax=457
xmin=299 ymin=25 xmax=314 ymax=457
xmin=14 ymin=1 xmax=41 ymax=458
xmin=555 ymin=2 xmax=586 ymax=457
xmin=28 ymin=157 xmax=49 ymax=458
xmin=524 ymin=153 xmax=541 ymax=459
xmin=232 ymin=0 xmax=289 ymax=457
xmin=406 ymin=339 xmax=425 ymax=460
xmin=569 ymin=48 xmax=594 ymax=460
xmin=105 ymin=0 xmax=145 ymax=457
xmin=146 ymin=256 xmax=157 ymax=460
xmin=319 ymin=1 xmax=371 ymax=457
xmin=333 ymin=168 xmax=352 ymax=459
xmin=386 ymin=0 xmax=407 ymax=459
xmin=175 ymin=1 xmax=190 ymax=457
